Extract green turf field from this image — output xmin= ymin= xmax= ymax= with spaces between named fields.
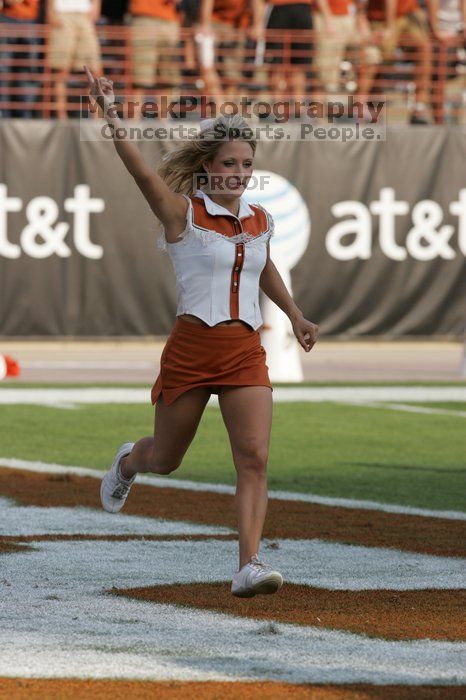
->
xmin=1 ymin=397 xmax=464 ymax=512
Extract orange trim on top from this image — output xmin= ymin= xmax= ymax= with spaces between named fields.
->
xmin=190 ymin=197 xmax=268 ymax=239
xmin=230 ymin=242 xmax=245 ymax=318
xmin=189 ymin=195 xmax=270 ymax=321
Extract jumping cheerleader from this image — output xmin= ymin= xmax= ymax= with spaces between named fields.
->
xmin=85 ymin=65 xmax=318 ymax=597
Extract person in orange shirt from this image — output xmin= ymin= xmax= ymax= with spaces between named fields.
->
xmin=362 ymin=0 xmax=434 ymax=123
xmin=129 ymin=0 xmax=180 ymax=94
xmin=197 ymin=0 xmax=264 ymax=101
xmin=428 ymin=0 xmax=466 ymax=122
xmin=47 ymin=0 xmax=102 ymax=119
xmin=313 ymin=0 xmax=380 ymax=95
xmin=1 ymin=0 xmax=39 ymax=20
xmin=0 ymin=0 xmax=41 ymax=117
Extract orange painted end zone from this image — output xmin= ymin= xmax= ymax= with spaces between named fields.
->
xmin=1 ymin=680 xmax=465 ymax=700
xmin=0 ymin=541 xmax=30 ymax=554
xmin=112 ymin=582 xmax=466 ymax=642
xmin=1 ymin=468 xmax=465 ymax=558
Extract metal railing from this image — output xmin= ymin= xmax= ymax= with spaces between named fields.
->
xmin=0 ymin=23 xmax=464 ymax=123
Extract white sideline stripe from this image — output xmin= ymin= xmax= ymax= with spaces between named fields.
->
xmin=274 ymin=387 xmax=466 ymax=403
xmin=0 ymin=388 xmax=152 ymax=405
xmin=1 ymin=457 xmax=465 ymax=522
xmin=0 ymin=386 xmax=466 ymax=406
xmin=348 ymin=401 xmax=466 ymax=418
xmin=0 ymin=497 xmax=234 ymax=537
xmin=2 ymin=506 xmax=465 ymax=590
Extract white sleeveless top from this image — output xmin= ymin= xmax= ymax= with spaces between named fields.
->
xmin=159 ymin=190 xmax=274 ymax=330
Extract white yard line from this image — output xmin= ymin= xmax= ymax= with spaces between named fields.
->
xmin=272 ymin=387 xmax=466 ymax=403
xmin=1 ymin=535 xmax=465 ymax=683
xmin=0 ymin=386 xmax=465 ymax=407
xmin=2 ymin=503 xmax=465 ymax=591
xmin=1 ymin=458 xmax=465 ymax=521
xmin=0 ymin=387 xmax=151 ymax=407
xmin=345 ymin=401 xmax=466 ymax=418
xmin=0 ymin=497 xmax=233 ymax=537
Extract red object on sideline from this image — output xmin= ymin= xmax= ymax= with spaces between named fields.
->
xmin=0 ymin=355 xmax=21 ymax=378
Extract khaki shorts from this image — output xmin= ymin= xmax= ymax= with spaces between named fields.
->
xmin=371 ymin=9 xmax=430 ymax=62
xmin=314 ymin=13 xmax=380 ymax=92
xmin=131 ymin=15 xmax=180 ymax=87
xmin=49 ymin=12 xmax=102 ymax=73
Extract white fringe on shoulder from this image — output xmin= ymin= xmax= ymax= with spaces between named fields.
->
xmin=157 ymin=197 xmax=274 ymax=252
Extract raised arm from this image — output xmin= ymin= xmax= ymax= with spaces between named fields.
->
xmin=84 ymin=66 xmax=188 ymax=240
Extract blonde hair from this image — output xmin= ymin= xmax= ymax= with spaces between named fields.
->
xmin=158 ymin=114 xmax=257 ymax=195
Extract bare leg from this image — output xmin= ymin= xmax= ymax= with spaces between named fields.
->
xmin=290 ymin=68 xmax=306 ymax=101
xmin=269 ymin=67 xmax=286 ymax=99
xmin=414 ymin=37 xmax=432 ymax=106
xmin=357 ymin=62 xmax=378 ymax=106
xmin=120 ymin=387 xmax=211 ymax=478
xmin=200 ymin=66 xmax=225 ymax=104
xmin=55 ymin=70 xmax=69 ymax=120
xmin=218 ymin=386 xmax=273 ymax=570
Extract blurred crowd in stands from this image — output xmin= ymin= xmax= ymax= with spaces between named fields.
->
xmin=1 ymin=0 xmax=466 ymax=123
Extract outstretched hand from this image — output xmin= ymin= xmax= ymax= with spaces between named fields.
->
xmin=84 ymin=65 xmax=115 ymax=114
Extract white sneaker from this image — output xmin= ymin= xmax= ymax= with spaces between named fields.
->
xmin=100 ymin=442 xmax=136 ymax=513
xmin=231 ymin=554 xmax=283 ymax=598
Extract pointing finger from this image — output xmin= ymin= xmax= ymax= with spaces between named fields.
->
xmin=83 ymin=65 xmax=95 ymax=84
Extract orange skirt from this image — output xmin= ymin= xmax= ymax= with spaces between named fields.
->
xmin=151 ymin=317 xmax=272 ymax=406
